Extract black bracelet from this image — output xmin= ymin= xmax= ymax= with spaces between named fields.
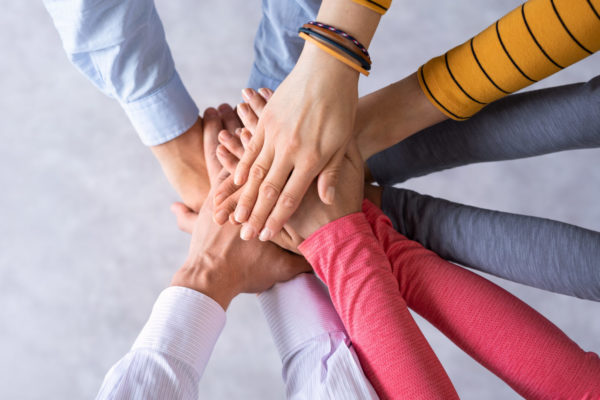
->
xmin=298 ymin=27 xmax=371 ymax=71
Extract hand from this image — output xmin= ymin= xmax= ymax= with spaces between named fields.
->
xmin=171 ymin=186 xmax=311 ymax=310
xmin=222 ymin=43 xmax=359 ymax=242
xmin=214 ymin=102 xmax=364 ymax=249
xmin=150 ymin=104 xmax=243 ymax=212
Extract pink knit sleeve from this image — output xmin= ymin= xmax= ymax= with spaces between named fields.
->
xmin=298 ymin=212 xmax=458 ymax=400
xmin=362 ymin=200 xmax=600 ymax=399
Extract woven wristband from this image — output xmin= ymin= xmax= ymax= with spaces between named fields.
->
xmin=305 ymin=21 xmax=371 ymax=62
xmin=299 ymin=27 xmax=371 ymax=71
xmin=351 ymin=0 xmax=391 ymax=15
xmin=299 ymin=31 xmax=370 ymax=76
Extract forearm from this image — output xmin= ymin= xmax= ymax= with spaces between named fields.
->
xmin=96 ymin=287 xmax=225 ymax=399
xmin=366 ymin=75 xmax=600 ymax=184
xmin=44 ymin=0 xmax=198 ymax=146
xmin=378 ymin=186 xmax=600 ymax=301
xmin=150 ymin=118 xmax=209 ymax=211
xmin=299 ymin=213 xmax=457 ymax=399
xmin=417 ymin=0 xmax=600 ymax=121
xmin=258 ymin=274 xmax=378 ymax=398
xmin=356 ymin=73 xmax=446 ymax=160
xmin=364 ymin=201 xmax=600 ymax=399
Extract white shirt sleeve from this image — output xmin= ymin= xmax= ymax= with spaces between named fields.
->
xmin=43 ymin=0 xmax=198 ymax=146
xmin=258 ymin=274 xmax=379 ymax=399
xmin=95 ymin=286 xmax=225 ymax=400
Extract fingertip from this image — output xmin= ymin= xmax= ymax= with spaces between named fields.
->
xmin=258 ymin=88 xmax=273 ymax=100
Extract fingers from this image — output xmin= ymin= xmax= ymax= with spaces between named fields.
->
xmin=170 ymin=202 xmax=198 ymax=234
xmin=238 ymin=88 xmax=271 ymax=133
xmin=216 ymin=145 xmax=239 ymax=175
xmin=258 ymin=167 xmax=314 ymax=242
xmin=317 ymin=146 xmax=346 ymax=205
xmin=218 ymin=129 xmax=245 ymax=160
xmin=240 ymin=153 xmax=294 ymax=241
xmin=214 ymin=172 xmax=239 ymax=211
xmin=233 ymin=125 xmax=265 ymax=186
xmin=234 ymin=147 xmax=275 ymax=227
xmin=202 ymin=108 xmax=224 ymax=185
xmin=218 ymin=103 xmax=242 ymax=133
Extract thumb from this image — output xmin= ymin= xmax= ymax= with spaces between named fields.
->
xmin=170 ymin=202 xmax=198 ymax=234
xmin=317 ymin=146 xmax=346 ymax=205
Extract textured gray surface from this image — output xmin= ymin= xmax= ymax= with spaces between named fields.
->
xmin=0 ymin=1 xmax=598 ymax=399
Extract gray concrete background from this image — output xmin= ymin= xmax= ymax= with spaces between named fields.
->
xmin=0 ymin=1 xmax=598 ymax=399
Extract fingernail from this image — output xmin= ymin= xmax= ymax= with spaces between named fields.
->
xmin=240 ymin=224 xmax=255 ymax=240
xmin=242 ymin=88 xmax=254 ymax=101
xmin=259 ymin=228 xmax=272 ymax=242
xmin=234 ymin=206 xmax=249 ymax=222
xmin=204 ymin=108 xmax=218 ymax=118
xmin=237 ymin=103 xmax=246 ymax=116
xmin=258 ymin=88 xmax=270 ymax=99
xmin=214 ymin=210 xmax=228 ymax=225
xmin=235 ymin=127 xmax=242 ymax=136
xmin=234 ymin=170 xmax=243 ymax=186
xmin=219 ymin=130 xmax=232 ymax=141
xmin=326 ymin=186 xmax=335 ymax=204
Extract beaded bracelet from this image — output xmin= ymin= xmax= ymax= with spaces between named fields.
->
xmin=298 ymin=23 xmax=371 ymax=76
xmin=351 ymin=0 xmax=391 ymax=15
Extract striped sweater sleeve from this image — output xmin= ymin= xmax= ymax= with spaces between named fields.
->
xmin=419 ymin=0 xmax=600 ymax=120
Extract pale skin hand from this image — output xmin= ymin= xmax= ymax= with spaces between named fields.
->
xmin=220 ymin=0 xmax=382 ymax=243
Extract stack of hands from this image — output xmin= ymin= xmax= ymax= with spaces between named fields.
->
xmin=169 ymin=88 xmax=370 ymax=310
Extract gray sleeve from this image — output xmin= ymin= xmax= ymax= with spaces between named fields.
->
xmin=368 ymin=75 xmax=600 ymax=185
xmin=380 ymin=186 xmax=600 ymax=301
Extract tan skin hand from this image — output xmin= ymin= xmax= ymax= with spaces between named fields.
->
xmin=170 ymin=108 xmax=311 ymax=310
xmin=171 ymin=187 xmax=311 ymax=310
xmin=150 ymin=104 xmax=245 ymax=212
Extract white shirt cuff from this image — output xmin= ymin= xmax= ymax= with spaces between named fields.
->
xmin=132 ymin=286 xmax=226 ymax=377
xmin=121 ymin=71 xmax=199 ymax=146
xmin=258 ymin=274 xmax=346 ymax=361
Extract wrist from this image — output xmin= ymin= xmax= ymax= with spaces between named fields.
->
xmin=171 ymin=256 xmax=238 ymax=310
xmin=150 ymin=118 xmax=210 ymax=212
xmin=315 ymin=0 xmax=381 ymax=47
xmin=298 ymin=42 xmax=361 ymax=81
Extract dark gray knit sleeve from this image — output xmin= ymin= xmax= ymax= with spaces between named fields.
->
xmin=380 ymin=186 xmax=600 ymax=301
xmin=367 ymin=75 xmax=600 ymax=185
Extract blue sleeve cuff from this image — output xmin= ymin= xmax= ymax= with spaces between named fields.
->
xmin=121 ymin=71 xmax=199 ymax=146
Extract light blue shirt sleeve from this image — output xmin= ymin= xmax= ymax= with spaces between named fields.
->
xmin=248 ymin=0 xmax=320 ymax=91
xmin=43 ymin=0 xmax=199 ymax=146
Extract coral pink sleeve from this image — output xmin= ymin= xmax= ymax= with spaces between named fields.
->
xmin=362 ymin=200 xmax=600 ymax=399
xmin=298 ymin=212 xmax=458 ymax=400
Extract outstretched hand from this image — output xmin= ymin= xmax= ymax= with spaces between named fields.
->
xmin=222 ymin=44 xmax=359 ymax=243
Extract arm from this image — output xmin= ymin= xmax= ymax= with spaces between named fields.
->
xmin=258 ymin=273 xmax=378 ymax=399
xmin=43 ymin=0 xmax=212 ymax=210
xmin=356 ymin=0 xmax=600 ymax=159
xmin=365 ymin=74 xmax=600 ymax=184
xmin=225 ymin=0 xmax=384 ymax=242
xmin=298 ymin=212 xmax=457 ymax=399
xmin=378 ymin=185 xmax=600 ymax=301
xmin=95 ymin=287 xmax=225 ymax=400
xmin=362 ymin=199 xmax=600 ymax=399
